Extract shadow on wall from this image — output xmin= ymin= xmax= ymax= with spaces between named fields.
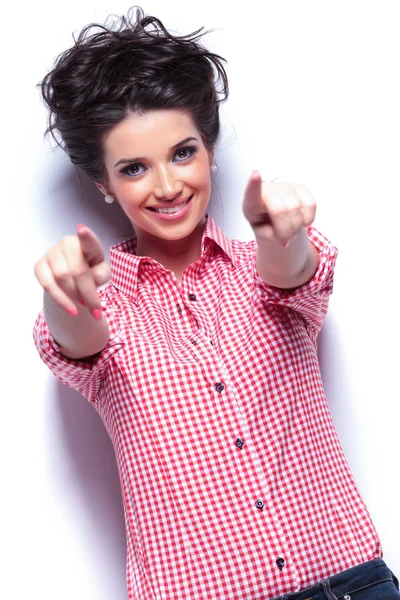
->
xmin=317 ymin=313 xmax=361 ymax=470
xmin=51 ymin=384 xmax=127 ymax=598
xmin=38 ymin=152 xmax=133 ymax=254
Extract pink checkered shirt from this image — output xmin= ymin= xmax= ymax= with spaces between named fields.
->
xmin=33 ymin=215 xmax=382 ymax=600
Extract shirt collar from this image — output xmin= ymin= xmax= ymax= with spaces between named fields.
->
xmin=109 ymin=214 xmax=237 ymax=300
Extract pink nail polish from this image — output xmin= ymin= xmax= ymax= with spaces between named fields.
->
xmin=92 ymin=308 xmax=103 ymax=320
xmin=66 ymin=306 xmax=78 ymax=316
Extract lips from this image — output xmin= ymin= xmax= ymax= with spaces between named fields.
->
xmin=146 ymin=195 xmax=193 ymax=212
xmin=144 ymin=194 xmax=193 ymax=222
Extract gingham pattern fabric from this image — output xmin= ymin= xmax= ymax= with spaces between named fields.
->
xmin=33 ymin=215 xmax=382 ymax=600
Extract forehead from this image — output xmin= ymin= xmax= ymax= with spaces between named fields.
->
xmin=102 ymin=109 xmax=200 ymax=159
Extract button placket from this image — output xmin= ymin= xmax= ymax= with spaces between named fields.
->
xmin=212 ymin=367 xmax=292 ymax=574
xmin=235 ymin=423 xmax=291 ymax=572
xmin=203 ymin=364 xmax=287 ymax=564
xmin=209 ymin=365 xmax=296 ymax=586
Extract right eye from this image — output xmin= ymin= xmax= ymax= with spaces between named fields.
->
xmin=121 ymin=163 xmax=146 ymax=177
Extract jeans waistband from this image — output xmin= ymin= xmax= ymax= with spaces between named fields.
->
xmin=273 ymin=559 xmax=397 ymax=600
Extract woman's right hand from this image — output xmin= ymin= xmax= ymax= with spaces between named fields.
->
xmin=34 ymin=224 xmax=111 ymax=319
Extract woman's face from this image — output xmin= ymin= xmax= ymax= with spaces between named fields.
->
xmin=97 ymin=109 xmax=214 ymax=246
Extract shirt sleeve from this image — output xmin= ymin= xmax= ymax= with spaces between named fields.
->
xmin=32 ymin=285 xmax=125 ymax=406
xmin=253 ymin=226 xmax=339 ymax=339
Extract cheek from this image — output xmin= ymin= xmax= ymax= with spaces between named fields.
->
xmin=190 ymin=161 xmax=211 ymax=189
xmin=115 ymin=178 xmax=149 ymax=204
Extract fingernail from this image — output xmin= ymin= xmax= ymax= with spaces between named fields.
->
xmin=66 ymin=306 xmax=78 ymax=316
xmin=92 ymin=308 xmax=103 ymax=320
xmin=280 ymin=240 xmax=290 ymax=248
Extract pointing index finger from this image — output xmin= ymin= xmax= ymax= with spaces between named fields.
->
xmin=244 ymin=170 xmax=263 ymax=201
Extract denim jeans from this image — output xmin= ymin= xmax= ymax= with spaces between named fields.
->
xmin=271 ymin=559 xmax=400 ymax=600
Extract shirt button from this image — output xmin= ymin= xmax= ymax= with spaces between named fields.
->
xmin=276 ymin=557 xmax=285 ymax=570
xmin=188 ymin=293 xmax=196 ymax=301
xmin=215 ymin=383 xmax=225 ymax=393
xmin=176 ymin=304 xmax=182 ymax=314
xmin=235 ymin=438 xmax=244 ymax=449
xmin=190 ymin=339 xmax=197 ymax=345
xmin=255 ymin=499 xmax=264 ymax=510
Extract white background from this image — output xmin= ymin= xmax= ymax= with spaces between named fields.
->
xmin=2 ymin=1 xmax=399 ymax=598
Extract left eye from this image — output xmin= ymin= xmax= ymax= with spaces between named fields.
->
xmin=174 ymin=146 xmax=197 ymax=161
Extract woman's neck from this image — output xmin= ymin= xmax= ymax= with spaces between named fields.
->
xmin=135 ymin=217 xmax=206 ymax=279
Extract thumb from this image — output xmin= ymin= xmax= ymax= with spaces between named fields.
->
xmin=91 ymin=260 xmax=112 ymax=287
xmin=76 ymin=224 xmax=105 ymax=267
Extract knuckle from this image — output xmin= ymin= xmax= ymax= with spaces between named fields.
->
xmin=102 ymin=263 xmax=112 ymax=279
xmin=305 ymin=203 xmax=317 ymax=214
xmin=41 ymin=281 xmax=52 ymax=292
xmin=71 ymin=264 xmax=89 ymax=279
xmin=92 ymin=262 xmax=111 ymax=284
xmin=33 ymin=261 xmax=42 ymax=279
xmin=269 ymin=206 xmax=286 ymax=218
xmin=60 ymin=234 xmax=78 ymax=246
xmin=53 ymin=268 xmax=70 ymax=282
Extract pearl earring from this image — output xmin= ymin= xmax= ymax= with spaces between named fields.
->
xmin=210 ymin=162 xmax=217 ymax=173
xmin=105 ymin=194 xmax=115 ymax=204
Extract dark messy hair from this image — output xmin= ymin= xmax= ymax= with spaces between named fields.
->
xmin=38 ymin=6 xmax=229 ymax=184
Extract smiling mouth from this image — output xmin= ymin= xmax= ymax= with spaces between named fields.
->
xmin=146 ymin=195 xmax=193 ymax=214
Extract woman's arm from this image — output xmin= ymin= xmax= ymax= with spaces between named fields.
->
xmin=43 ymin=290 xmax=110 ymax=359
xmin=255 ymin=229 xmax=320 ymax=289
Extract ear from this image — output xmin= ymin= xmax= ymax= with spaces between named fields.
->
xmin=208 ymin=148 xmax=215 ymax=167
xmin=95 ymin=182 xmax=108 ymax=196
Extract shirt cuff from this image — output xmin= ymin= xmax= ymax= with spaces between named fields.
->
xmin=254 ymin=226 xmax=338 ymax=300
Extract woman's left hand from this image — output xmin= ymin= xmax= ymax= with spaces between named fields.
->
xmin=242 ymin=171 xmax=317 ymax=246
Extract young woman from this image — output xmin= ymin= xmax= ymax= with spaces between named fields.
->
xmin=33 ymin=7 xmax=399 ymax=600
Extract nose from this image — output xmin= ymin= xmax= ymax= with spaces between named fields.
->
xmin=153 ymin=165 xmax=183 ymax=201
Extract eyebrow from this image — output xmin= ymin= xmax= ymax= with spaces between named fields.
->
xmin=113 ymin=136 xmax=199 ymax=168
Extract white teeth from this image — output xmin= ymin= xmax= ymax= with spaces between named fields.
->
xmin=153 ymin=199 xmax=189 ymax=214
